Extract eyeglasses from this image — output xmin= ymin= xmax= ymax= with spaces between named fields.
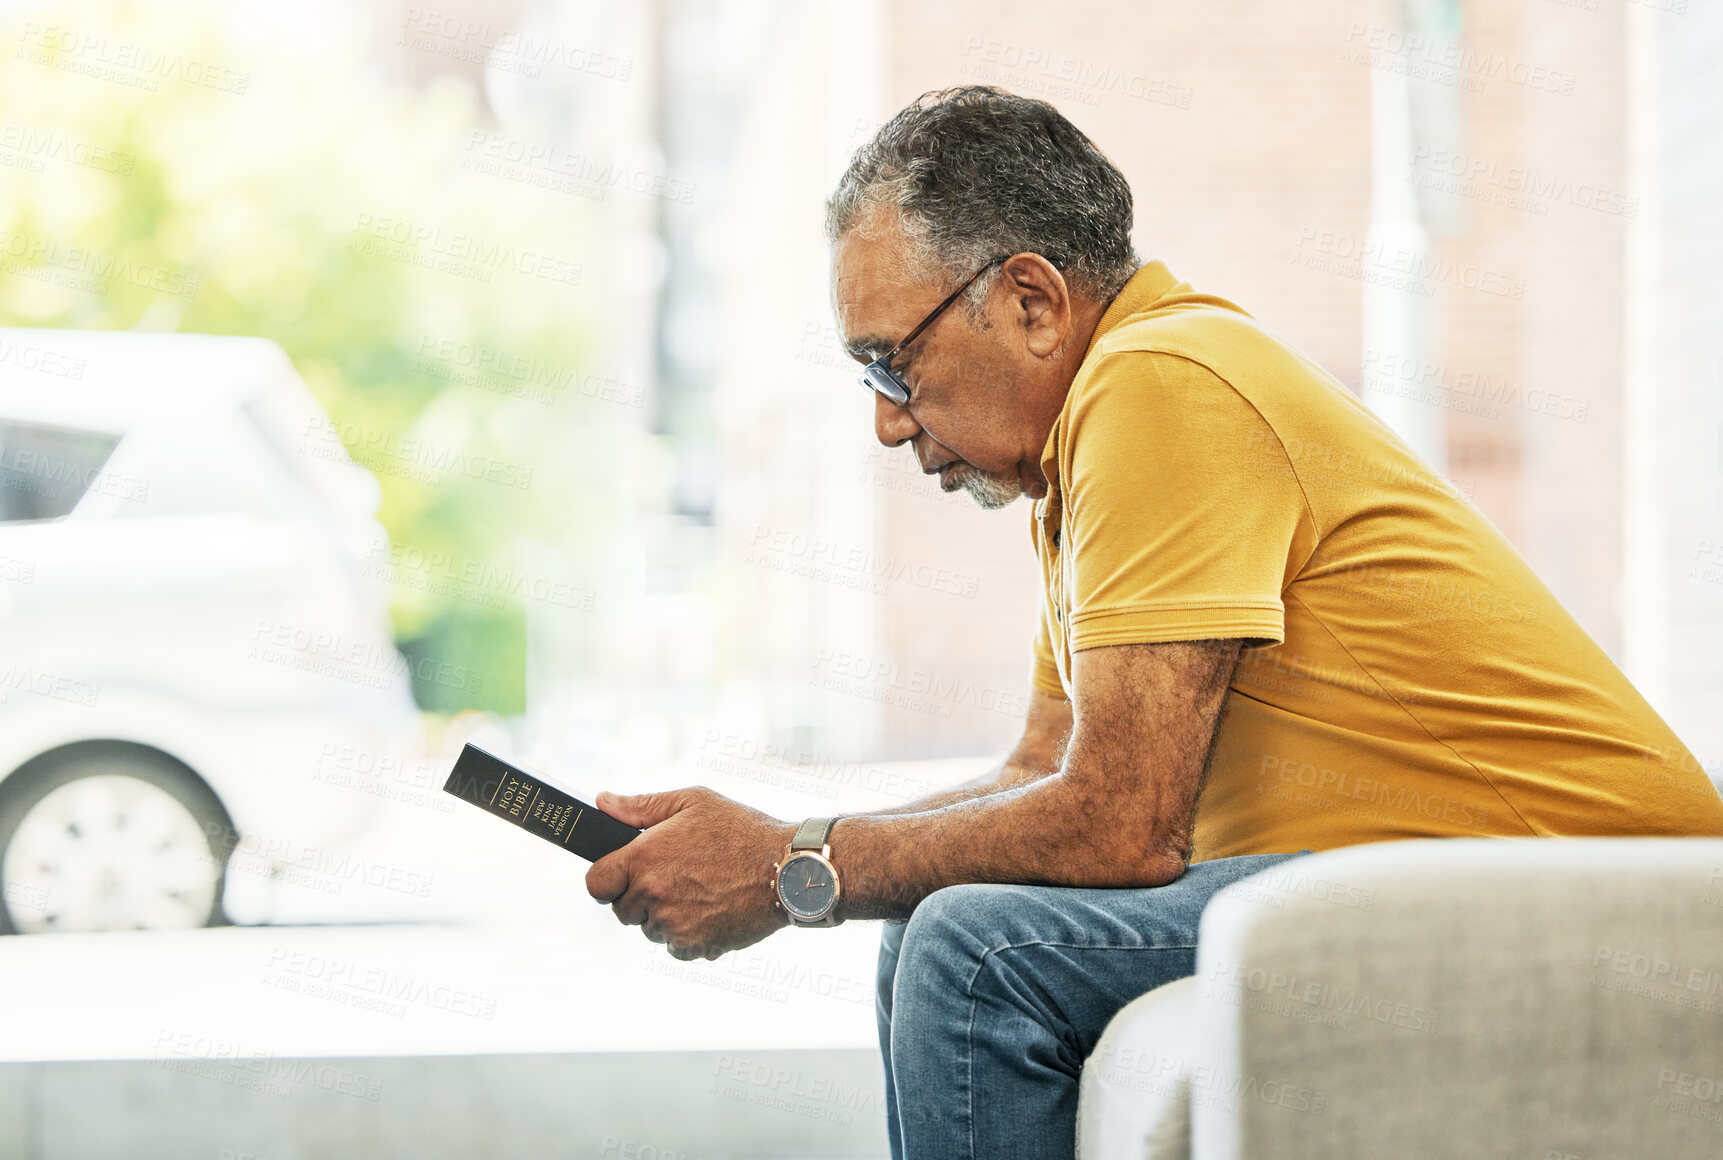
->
xmin=858 ymin=256 xmax=1009 ymax=406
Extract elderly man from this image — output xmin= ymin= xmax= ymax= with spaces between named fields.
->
xmin=587 ymin=86 xmax=1723 ymax=1159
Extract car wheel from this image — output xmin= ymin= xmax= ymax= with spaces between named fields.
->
xmin=0 ymin=745 xmax=236 ymax=935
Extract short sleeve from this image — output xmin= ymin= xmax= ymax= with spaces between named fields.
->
xmin=1062 ymin=351 xmax=1309 ymax=651
xmin=1030 ymin=600 xmax=1068 ymax=699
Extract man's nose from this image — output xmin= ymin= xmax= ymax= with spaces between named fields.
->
xmin=874 ymin=390 xmax=921 ymax=448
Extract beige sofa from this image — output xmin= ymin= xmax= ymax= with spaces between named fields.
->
xmin=1076 ymin=838 xmax=1723 ymax=1160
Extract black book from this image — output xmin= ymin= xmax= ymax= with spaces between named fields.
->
xmin=442 ymin=743 xmax=640 ymax=861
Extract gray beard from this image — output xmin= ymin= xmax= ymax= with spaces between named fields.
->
xmin=944 ymin=463 xmax=1020 ymax=510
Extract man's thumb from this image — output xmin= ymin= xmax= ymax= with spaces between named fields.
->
xmin=597 ymin=789 xmax=683 ymax=829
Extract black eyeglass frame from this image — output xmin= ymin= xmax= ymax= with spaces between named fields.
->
xmin=858 ymin=255 xmax=1010 ymax=406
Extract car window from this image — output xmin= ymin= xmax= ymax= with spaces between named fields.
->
xmin=0 ymin=418 xmax=123 ymax=523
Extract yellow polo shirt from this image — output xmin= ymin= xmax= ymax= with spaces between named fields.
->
xmin=1031 ymin=260 xmax=1723 ymax=860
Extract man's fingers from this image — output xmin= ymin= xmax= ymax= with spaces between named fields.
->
xmin=607 ymin=879 xmax=652 ymax=928
xmin=596 ymin=787 xmax=700 ymax=829
xmin=584 ymin=851 xmax=629 ymax=904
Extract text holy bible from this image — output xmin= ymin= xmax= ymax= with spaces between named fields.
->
xmin=442 ymin=743 xmax=640 ymax=861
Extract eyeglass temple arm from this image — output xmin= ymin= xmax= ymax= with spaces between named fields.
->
xmin=881 ymin=256 xmax=1008 ymax=363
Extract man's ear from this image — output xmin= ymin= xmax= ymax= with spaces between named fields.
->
xmin=1001 ymin=253 xmax=1073 ymax=359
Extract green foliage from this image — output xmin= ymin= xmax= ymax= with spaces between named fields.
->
xmin=0 ymin=3 xmax=618 ymax=715
xmin=399 ymin=604 xmax=528 ymax=715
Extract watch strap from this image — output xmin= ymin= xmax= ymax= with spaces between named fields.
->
xmin=791 ymin=816 xmax=838 ymax=851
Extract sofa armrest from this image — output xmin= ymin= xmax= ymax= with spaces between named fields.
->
xmin=1077 ymin=975 xmax=1196 ymax=1160
xmin=1189 ymin=837 xmax=1723 ymax=1160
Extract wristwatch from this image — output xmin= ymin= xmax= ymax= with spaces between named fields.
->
xmin=773 ymin=817 xmax=844 ymax=927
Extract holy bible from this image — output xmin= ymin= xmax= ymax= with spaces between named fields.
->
xmin=442 ymin=743 xmax=640 ymax=861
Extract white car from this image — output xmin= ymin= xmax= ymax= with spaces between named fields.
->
xmin=0 ymin=328 xmax=423 ymax=934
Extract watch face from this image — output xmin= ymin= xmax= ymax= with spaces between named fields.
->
xmin=776 ymin=853 xmax=837 ymax=920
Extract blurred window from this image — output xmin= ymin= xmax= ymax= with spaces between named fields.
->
xmin=0 ymin=418 xmax=122 ymax=522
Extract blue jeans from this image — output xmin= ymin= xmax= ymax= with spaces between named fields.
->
xmin=873 ymin=852 xmax=1308 ymax=1160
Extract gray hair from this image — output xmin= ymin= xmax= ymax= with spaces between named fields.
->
xmin=825 ymin=86 xmax=1140 ymax=303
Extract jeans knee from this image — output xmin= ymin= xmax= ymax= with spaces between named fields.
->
xmin=895 ymin=883 xmax=1020 ymax=990
xmin=909 ymin=882 xmax=1020 ymax=934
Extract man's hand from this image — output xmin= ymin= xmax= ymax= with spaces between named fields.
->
xmin=584 ymin=786 xmax=796 ymax=961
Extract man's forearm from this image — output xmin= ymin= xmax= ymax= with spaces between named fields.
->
xmin=838 ymin=757 xmax=1048 ymax=820
xmin=825 ymin=641 xmax=1237 ymax=921
xmin=818 ymin=643 xmax=1235 ymax=923
xmin=829 ymin=768 xmax=1185 ymax=922
xmin=842 ymin=688 xmax=1071 ymax=821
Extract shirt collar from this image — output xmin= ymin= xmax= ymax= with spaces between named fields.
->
xmin=1082 ymin=259 xmax=1183 ymax=362
xmin=1035 ymin=260 xmax=1187 ymax=514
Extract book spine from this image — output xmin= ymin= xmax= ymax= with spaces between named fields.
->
xmin=443 ymin=744 xmax=638 ymax=860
